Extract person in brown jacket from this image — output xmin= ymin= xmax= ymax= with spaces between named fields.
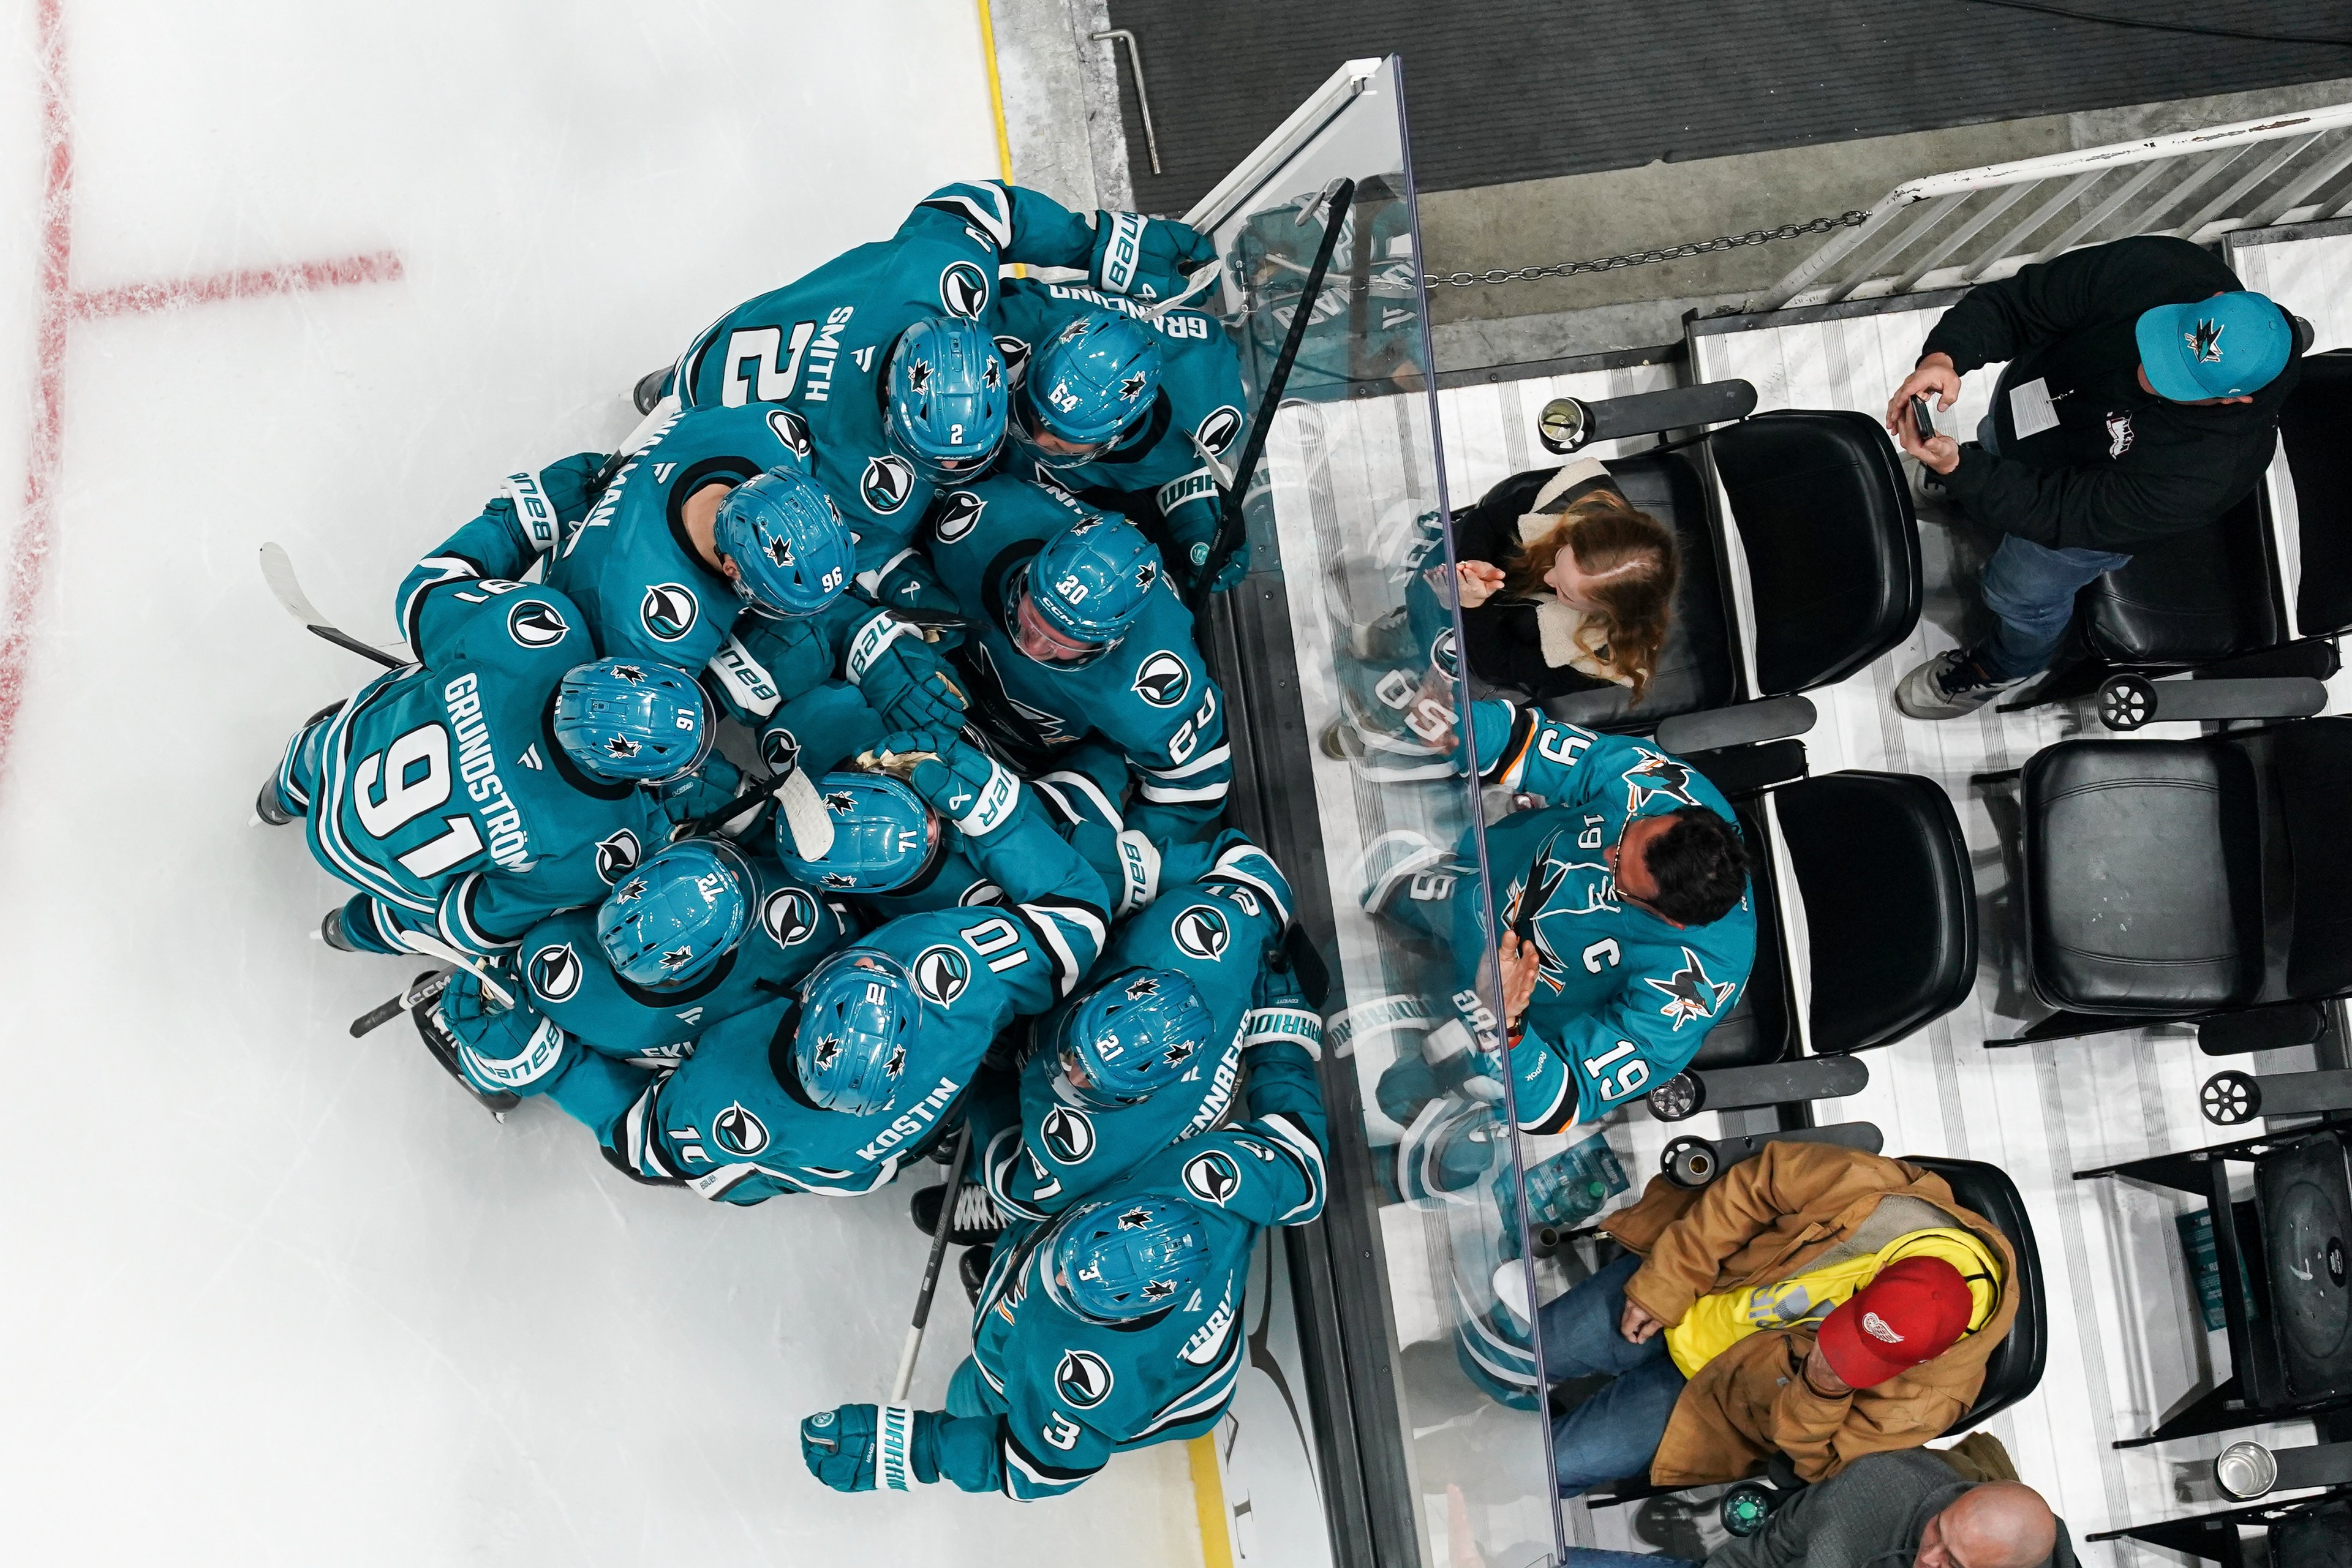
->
xmin=1532 ymin=1140 xmax=2018 ymax=1496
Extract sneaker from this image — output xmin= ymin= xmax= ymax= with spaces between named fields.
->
xmin=1894 ymin=647 xmax=2024 ymax=720
xmin=958 ymin=1244 xmax=993 ymax=1306
xmin=910 ymin=1182 xmax=1008 ymax=1247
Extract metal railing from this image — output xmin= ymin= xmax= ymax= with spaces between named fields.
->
xmin=1755 ymin=102 xmax=2352 ymax=312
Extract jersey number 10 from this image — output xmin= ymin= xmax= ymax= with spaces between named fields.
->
xmin=355 ymin=725 xmax=484 ymax=879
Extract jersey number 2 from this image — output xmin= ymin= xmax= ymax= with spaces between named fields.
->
xmin=355 ymin=725 xmax=484 ymax=878
xmin=724 ymin=323 xmax=817 ymax=406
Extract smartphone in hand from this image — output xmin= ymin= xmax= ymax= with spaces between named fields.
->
xmin=1909 ymin=394 xmax=1936 ymax=443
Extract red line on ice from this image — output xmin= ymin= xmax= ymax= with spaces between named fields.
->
xmin=0 ymin=0 xmax=402 ymax=787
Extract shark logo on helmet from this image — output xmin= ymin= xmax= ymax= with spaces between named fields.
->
xmin=761 ymin=888 xmax=820 ymax=947
xmin=594 ymin=829 xmax=643 ymax=884
xmin=639 ymin=583 xmax=699 ymax=643
xmin=529 ymin=943 xmax=583 ymax=1003
xmin=1053 ymin=1349 xmax=1114 ymax=1409
xmin=507 ymin=600 xmax=570 ymax=649
xmin=861 ymin=455 xmax=914 ymax=515
xmin=932 ymin=488 xmax=987 ymax=544
xmin=939 ymin=262 xmax=990 ymax=320
xmin=766 ymin=407 xmax=813 ymax=458
xmin=1131 ymin=650 xmax=1189 ymax=709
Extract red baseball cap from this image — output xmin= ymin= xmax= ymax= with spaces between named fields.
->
xmin=1817 ymin=1256 xmax=1973 ymax=1389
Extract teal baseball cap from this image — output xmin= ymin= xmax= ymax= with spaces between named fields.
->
xmin=2135 ymin=292 xmax=2292 ymax=402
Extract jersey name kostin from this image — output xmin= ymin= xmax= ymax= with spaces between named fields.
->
xmin=854 ymin=1074 xmax=962 ymax=1164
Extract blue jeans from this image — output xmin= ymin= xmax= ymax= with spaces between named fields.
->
xmin=1971 ymin=413 xmax=2132 ymax=679
xmin=1540 ymin=1253 xmax=1689 ymax=1496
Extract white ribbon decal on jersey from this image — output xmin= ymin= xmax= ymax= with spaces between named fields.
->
xmin=1098 ymin=211 xmax=1147 ymax=295
xmin=842 ymin=613 xmax=919 ymax=687
xmin=876 ymin=1404 xmax=920 ymax=1490
xmin=954 ymin=758 xmax=1020 ymax=838
xmin=706 ymin=633 xmax=782 ymax=718
xmin=502 ymin=468 xmax=560 ymax=552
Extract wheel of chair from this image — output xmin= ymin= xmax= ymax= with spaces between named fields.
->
xmin=2201 ymin=1071 xmax=2261 ymax=1126
xmin=1662 ymin=1135 xmax=1718 ymax=1188
xmin=2097 ymin=673 xmax=2157 ymax=732
xmin=1647 ymin=1072 xmax=1705 ymax=1122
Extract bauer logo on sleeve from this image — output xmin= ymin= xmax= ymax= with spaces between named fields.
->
xmin=506 ymin=600 xmax=570 ymax=649
xmin=860 ymin=455 xmax=914 ymax=515
xmin=639 ymin=583 xmax=699 ymax=643
xmin=939 ymin=260 xmax=991 ymax=320
xmin=1181 ymin=1149 xmax=1242 ymax=1207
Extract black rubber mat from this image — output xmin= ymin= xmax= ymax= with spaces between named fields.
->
xmin=1102 ymin=0 xmax=2352 ymax=209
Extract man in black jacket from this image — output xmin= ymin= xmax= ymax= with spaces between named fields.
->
xmin=1882 ymin=235 xmax=2304 ymax=719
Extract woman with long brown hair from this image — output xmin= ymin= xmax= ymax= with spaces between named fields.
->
xmin=1449 ymin=455 xmax=1680 ymax=704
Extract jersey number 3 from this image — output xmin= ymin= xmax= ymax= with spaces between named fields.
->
xmin=355 ymin=724 xmax=484 ymax=878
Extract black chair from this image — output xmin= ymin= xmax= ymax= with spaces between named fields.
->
xmin=1506 ymin=407 xmax=1921 ymax=738
xmin=1652 ymin=761 xmax=1978 ymax=1122
xmin=2015 ymin=347 xmax=2352 ymax=710
xmin=1988 ymin=715 xmax=2352 ymax=1049
xmin=1583 ymin=1152 xmax=2047 ymax=1512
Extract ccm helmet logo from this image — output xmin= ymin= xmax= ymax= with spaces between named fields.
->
xmin=932 ymin=489 xmax=987 ymax=544
xmin=640 ymin=583 xmax=699 ymax=643
xmin=1132 ymin=650 xmax=1189 ymax=709
xmin=530 ymin=943 xmax=583 ymax=1003
xmin=861 ymin=455 xmax=914 ymax=515
xmin=766 ymin=407 xmax=813 ymax=458
xmin=939 ymin=261 xmax=990 ymax=319
xmin=507 ymin=600 xmax=570 ymax=649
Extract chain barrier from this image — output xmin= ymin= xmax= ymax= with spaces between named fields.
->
xmin=1423 ymin=209 xmax=1871 ymax=288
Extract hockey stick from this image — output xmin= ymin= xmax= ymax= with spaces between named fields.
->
xmin=259 ymin=543 xmax=412 ymax=668
xmin=1186 ymin=177 xmax=1355 ymax=614
xmin=351 ymin=968 xmax=454 ymax=1038
xmin=890 ymin=1119 xmax=975 ymax=1403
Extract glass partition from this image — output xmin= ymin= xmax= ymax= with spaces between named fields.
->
xmin=1197 ymin=57 xmax=1564 ymax=1568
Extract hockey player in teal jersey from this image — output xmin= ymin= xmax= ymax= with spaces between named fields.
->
xmin=448 ymin=729 xmax=1112 ymax=1188
xmin=1376 ymin=699 xmax=1757 ymax=1133
xmin=990 ymin=280 xmax=1248 ymax=592
xmin=259 ymin=568 xmax=745 ymax=960
xmin=657 ymin=180 xmax=1212 ymax=575
xmin=907 ymin=480 xmax=1230 ymax=842
xmin=509 ymin=835 xmax=847 ymax=1067
xmin=982 ymin=833 xmax=1311 ymax=1221
xmin=398 ymin=405 xmax=856 ymax=722
xmin=797 ymin=1022 xmax=1326 ymax=1501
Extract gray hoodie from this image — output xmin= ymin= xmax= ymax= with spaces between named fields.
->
xmin=1705 ymin=1451 xmax=2074 ymax=1568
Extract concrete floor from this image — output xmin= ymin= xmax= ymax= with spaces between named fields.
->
xmin=1425 ymin=74 xmax=2352 ymax=369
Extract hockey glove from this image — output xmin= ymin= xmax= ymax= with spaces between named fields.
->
xmin=868 ymin=555 xmax=968 ymax=637
xmin=800 ymin=1403 xmax=940 ymax=1491
xmin=497 ymin=450 xmax=610 ymax=554
xmin=1177 ymin=532 xmax=1249 ymax=595
xmin=841 ymin=610 xmax=968 ymax=733
xmin=1089 ymin=211 xmax=1215 ymax=303
xmin=867 ymin=729 xmax=1019 ymax=838
xmin=426 ymin=968 xmax=572 ymax=1100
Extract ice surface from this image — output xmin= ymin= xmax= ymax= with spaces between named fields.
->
xmin=0 ymin=2 xmax=1200 ymax=1562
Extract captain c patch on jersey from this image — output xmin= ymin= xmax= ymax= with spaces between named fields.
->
xmin=1132 ymin=649 xmax=1189 ymax=709
xmin=506 ymin=599 xmax=570 ymax=649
